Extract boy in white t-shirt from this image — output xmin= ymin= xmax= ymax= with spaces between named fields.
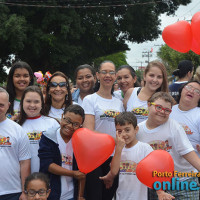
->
xmin=100 ymin=112 xmax=174 ymax=200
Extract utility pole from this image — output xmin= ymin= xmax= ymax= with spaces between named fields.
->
xmin=142 ymin=50 xmax=153 ymax=63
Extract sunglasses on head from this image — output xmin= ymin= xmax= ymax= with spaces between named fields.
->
xmin=49 ymin=82 xmax=68 ymax=88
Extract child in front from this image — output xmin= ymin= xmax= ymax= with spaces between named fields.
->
xmin=100 ymin=112 xmax=174 ymax=200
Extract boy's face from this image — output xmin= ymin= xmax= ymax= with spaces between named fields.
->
xmin=116 ymin=122 xmax=139 ymax=148
xmin=60 ymin=111 xmax=83 ymax=140
xmin=148 ymin=98 xmax=171 ymax=127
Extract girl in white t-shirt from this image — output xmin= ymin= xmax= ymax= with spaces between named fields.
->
xmin=6 ymin=61 xmax=34 ymax=121
xmin=18 ymin=85 xmax=59 ymax=173
xmin=82 ymin=61 xmax=124 ymax=200
xmin=124 ymin=60 xmax=169 ymax=123
xmin=114 ymin=65 xmax=138 ymax=101
xmin=44 ymin=71 xmax=73 ymax=121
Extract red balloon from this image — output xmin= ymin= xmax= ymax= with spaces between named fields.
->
xmin=191 ymin=38 xmax=200 ymax=55
xmin=162 ymin=21 xmax=192 ymax=53
xmin=191 ymin=12 xmax=200 ymax=48
xmin=72 ymin=128 xmax=115 ymax=174
xmin=136 ymin=150 xmax=174 ymax=189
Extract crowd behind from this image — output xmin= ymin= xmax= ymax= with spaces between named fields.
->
xmin=0 ymin=59 xmax=200 ymax=200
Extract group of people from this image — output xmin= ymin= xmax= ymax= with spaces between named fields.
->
xmin=0 ymin=59 xmax=199 ymax=200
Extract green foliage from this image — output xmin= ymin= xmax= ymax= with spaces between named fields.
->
xmin=94 ymin=51 xmax=128 ymax=70
xmin=157 ymin=44 xmax=200 ymax=75
xmin=0 ymin=0 xmax=192 ymax=80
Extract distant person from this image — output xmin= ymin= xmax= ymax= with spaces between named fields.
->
xmin=0 ymin=87 xmax=31 ymax=200
xmin=169 ymin=60 xmax=194 ymax=103
xmin=6 ymin=61 xmax=34 ymax=121
xmin=72 ymin=64 xmax=96 ymax=106
xmin=194 ymin=66 xmax=200 ymax=82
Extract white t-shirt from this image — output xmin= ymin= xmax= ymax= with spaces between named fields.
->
xmin=126 ymin=87 xmax=148 ymax=123
xmin=113 ymin=90 xmax=124 ymax=101
xmin=170 ymin=105 xmax=200 ymax=156
xmin=57 ymin=130 xmax=74 ymax=200
xmin=82 ymin=93 xmax=124 ymax=138
xmin=6 ymin=99 xmax=21 ymax=119
xmin=0 ymin=118 xmax=31 ymax=195
xmin=49 ymin=106 xmax=64 ymax=122
xmin=22 ymin=116 xmax=59 ymax=173
xmin=116 ymin=141 xmax=153 ymax=200
xmin=137 ymin=119 xmax=196 ymax=177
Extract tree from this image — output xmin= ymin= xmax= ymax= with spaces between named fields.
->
xmin=0 ymin=0 xmax=192 ymax=82
xmin=157 ymin=44 xmax=200 ymax=75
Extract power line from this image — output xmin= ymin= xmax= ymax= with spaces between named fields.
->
xmin=0 ymin=0 xmax=163 ymax=9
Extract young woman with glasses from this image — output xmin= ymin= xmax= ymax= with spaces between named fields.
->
xmin=44 ymin=71 xmax=72 ymax=121
xmin=137 ymin=91 xmax=200 ymax=199
xmin=82 ymin=61 xmax=124 ymax=200
xmin=170 ymin=81 xmax=200 ymax=156
xmin=124 ymin=60 xmax=169 ymax=124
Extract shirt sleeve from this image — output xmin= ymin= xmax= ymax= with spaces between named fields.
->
xmin=82 ymin=95 xmax=95 ymax=115
xmin=18 ymin=128 xmax=31 ymax=161
xmin=38 ymin=134 xmax=58 ymax=173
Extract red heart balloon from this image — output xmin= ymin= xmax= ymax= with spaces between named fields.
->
xmin=191 ymin=12 xmax=200 ymax=48
xmin=162 ymin=21 xmax=192 ymax=53
xmin=191 ymin=38 xmax=200 ymax=55
xmin=72 ymin=128 xmax=115 ymax=174
xmin=136 ymin=150 xmax=174 ymax=189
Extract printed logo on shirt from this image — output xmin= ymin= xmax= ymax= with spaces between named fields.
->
xmin=100 ymin=110 xmax=120 ymax=121
xmin=120 ymin=160 xmax=137 ymax=175
xmin=181 ymin=124 xmax=193 ymax=135
xmin=27 ymin=131 xmax=42 ymax=144
xmin=61 ymin=154 xmax=72 ymax=166
xmin=0 ymin=135 xmax=11 ymax=147
xmin=6 ymin=110 xmax=20 ymax=119
xmin=132 ymin=108 xmax=148 ymax=116
xmin=149 ymin=140 xmax=172 ymax=152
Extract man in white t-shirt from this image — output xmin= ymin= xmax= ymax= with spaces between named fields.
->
xmin=0 ymin=87 xmax=31 ymax=200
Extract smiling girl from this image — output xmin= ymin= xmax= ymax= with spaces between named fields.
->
xmin=18 ymin=86 xmax=59 ymax=173
xmin=6 ymin=61 xmax=34 ymax=121
xmin=124 ymin=60 xmax=168 ymax=123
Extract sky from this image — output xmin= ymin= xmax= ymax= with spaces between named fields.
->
xmin=126 ymin=0 xmax=200 ymax=69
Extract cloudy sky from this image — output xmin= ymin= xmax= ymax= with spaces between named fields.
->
xmin=126 ymin=0 xmax=200 ymax=68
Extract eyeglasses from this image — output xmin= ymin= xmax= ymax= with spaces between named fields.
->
xmin=25 ymin=189 xmax=49 ymax=197
xmin=99 ymin=70 xmax=116 ymax=75
xmin=150 ymin=102 xmax=172 ymax=115
xmin=49 ymin=82 xmax=68 ymax=88
xmin=184 ymin=85 xmax=200 ymax=96
xmin=62 ymin=117 xmax=81 ymax=129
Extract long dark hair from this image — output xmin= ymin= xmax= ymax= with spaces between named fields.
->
xmin=177 ymin=80 xmax=200 ymax=107
xmin=6 ymin=61 xmax=34 ymax=115
xmin=44 ymin=71 xmax=72 ymax=115
xmin=18 ymin=86 xmax=45 ymax=125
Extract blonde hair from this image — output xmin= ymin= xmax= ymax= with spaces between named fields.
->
xmin=194 ymin=66 xmax=200 ymax=82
